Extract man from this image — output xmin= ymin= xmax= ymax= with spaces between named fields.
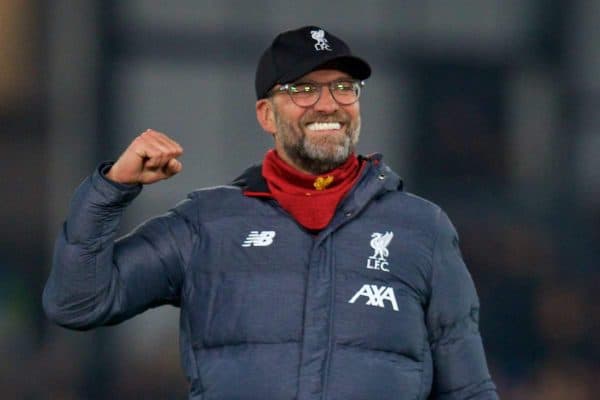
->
xmin=43 ymin=26 xmax=498 ymax=399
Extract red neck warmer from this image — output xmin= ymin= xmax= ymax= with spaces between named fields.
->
xmin=260 ymin=149 xmax=364 ymax=230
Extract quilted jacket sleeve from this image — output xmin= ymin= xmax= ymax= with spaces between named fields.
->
xmin=426 ymin=210 xmax=499 ymax=399
xmin=42 ymin=163 xmax=197 ymax=330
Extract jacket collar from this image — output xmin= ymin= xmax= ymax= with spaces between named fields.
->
xmin=230 ymin=153 xmax=403 ymax=196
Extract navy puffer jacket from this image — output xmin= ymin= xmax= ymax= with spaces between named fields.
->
xmin=43 ymin=155 xmax=498 ymax=400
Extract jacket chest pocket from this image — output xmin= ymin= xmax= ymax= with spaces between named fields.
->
xmin=185 ymin=270 xmax=306 ymax=348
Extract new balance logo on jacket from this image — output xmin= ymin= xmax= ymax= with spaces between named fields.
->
xmin=242 ymin=231 xmax=276 ymax=247
xmin=348 ymin=284 xmax=399 ymax=311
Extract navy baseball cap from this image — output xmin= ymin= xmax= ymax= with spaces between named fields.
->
xmin=255 ymin=26 xmax=371 ymax=99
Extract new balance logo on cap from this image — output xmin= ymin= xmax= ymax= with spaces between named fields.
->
xmin=348 ymin=284 xmax=399 ymax=311
xmin=242 ymin=231 xmax=276 ymax=247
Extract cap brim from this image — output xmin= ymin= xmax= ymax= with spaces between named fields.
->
xmin=278 ymin=55 xmax=371 ymax=85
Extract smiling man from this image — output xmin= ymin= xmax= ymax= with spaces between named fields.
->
xmin=43 ymin=26 xmax=499 ymax=399
xmin=258 ymin=69 xmax=362 ymax=175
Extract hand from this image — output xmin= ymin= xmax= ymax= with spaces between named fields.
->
xmin=106 ymin=129 xmax=183 ymax=185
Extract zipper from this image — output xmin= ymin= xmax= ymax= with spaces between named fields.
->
xmin=320 ymin=236 xmax=336 ymax=399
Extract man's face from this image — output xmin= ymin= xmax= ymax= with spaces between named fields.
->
xmin=268 ymin=69 xmax=361 ymax=174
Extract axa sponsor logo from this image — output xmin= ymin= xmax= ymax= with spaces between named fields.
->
xmin=242 ymin=231 xmax=276 ymax=247
xmin=366 ymin=231 xmax=393 ymax=272
xmin=348 ymin=284 xmax=399 ymax=312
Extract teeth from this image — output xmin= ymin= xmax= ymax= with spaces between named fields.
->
xmin=307 ymin=122 xmax=341 ymax=131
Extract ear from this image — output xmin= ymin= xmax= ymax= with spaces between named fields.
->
xmin=256 ymin=99 xmax=276 ymax=135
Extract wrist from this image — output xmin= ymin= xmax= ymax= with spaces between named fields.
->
xmin=93 ymin=161 xmax=143 ymax=202
xmin=105 ymin=166 xmax=121 ymax=183
xmin=100 ymin=162 xmax=139 ymax=187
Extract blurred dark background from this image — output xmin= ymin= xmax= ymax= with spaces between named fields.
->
xmin=1 ymin=1 xmax=598 ymax=399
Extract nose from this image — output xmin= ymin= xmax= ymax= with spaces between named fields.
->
xmin=312 ymin=85 xmax=339 ymax=113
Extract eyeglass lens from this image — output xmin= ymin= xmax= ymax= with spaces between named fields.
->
xmin=286 ymin=80 xmax=361 ymax=107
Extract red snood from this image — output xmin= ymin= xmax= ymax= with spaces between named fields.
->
xmin=260 ymin=149 xmax=364 ymax=230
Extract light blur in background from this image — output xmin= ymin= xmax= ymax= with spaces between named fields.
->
xmin=1 ymin=1 xmax=599 ymax=399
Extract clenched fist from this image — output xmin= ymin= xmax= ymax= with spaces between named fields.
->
xmin=106 ymin=129 xmax=183 ymax=185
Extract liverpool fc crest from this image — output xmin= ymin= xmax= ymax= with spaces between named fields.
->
xmin=366 ymin=231 xmax=393 ymax=272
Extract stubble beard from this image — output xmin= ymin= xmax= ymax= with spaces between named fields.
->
xmin=273 ymin=110 xmax=361 ymax=175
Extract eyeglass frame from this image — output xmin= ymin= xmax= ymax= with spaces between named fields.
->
xmin=267 ymin=79 xmax=365 ymax=107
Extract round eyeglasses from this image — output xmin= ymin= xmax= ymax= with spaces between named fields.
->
xmin=269 ymin=79 xmax=364 ymax=107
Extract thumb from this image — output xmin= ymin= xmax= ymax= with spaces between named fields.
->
xmin=164 ymin=158 xmax=183 ymax=176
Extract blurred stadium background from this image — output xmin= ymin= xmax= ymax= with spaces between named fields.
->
xmin=1 ymin=1 xmax=598 ymax=398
